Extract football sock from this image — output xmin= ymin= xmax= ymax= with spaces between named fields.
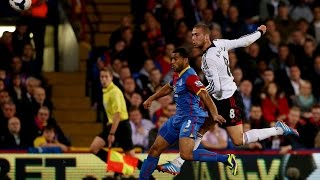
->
xmin=139 ymin=155 xmax=159 ymax=180
xmin=243 ymin=127 xmax=284 ymax=144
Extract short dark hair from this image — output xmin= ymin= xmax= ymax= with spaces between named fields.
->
xmin=172 ymin=47 xmax=189 ymax=58
xmin=194 ymin=23 xmax=210 ymax=35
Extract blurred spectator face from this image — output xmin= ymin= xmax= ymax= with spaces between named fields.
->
xmin=158 ymin=95 xmax=172 ymax=107
xmin=229 ymin=51 xmax=237 ymax=69
xmin=278 ymin=45 xmax=289 ymax=60
xmin=1 ymin=31 xmax=12 ymax=45
xmin=288 ymin=108 xmax=301 ymax=125
xmin=17 ymin=24 xmax=28 ymax=35
xmin=248 ymin=43 xmax=260 ymax=58
xmin=289 ymin=66 xmax=301 ymax=81
xmin=291 ymin=30 xmax=304 ymax=45
xmin=303 ymin=40 xmax=316 ymax=56
xmin=122 ymin=28 xmax=133 ymax=43
xmin=112 ymin=59 xmax=122 ymax=74
xmin=33 ymin=87 xmax=46 ymax=104
xmin=8 ymin=117 xmax=20 ymax=134
xmin=121 ymin=15 xmax=133 ymax=27
xmin=143 ymin=59 xmax=155 ymax=73
xmin=119 ymin=67 xmax=131 ymax=81
xmin=313 ymin=7 xmax=320 ymax=21
xmin=0 ymin=70 xmax=6 ymax=80
xmin=185 ymin=31 xmax=193 ymax=44
xmin=13 ymin=75 xmax=21 ymax=87
xmin=43 ymin=128 xmax=55 ymax=142
xmin=114 ymin=40 xmax=126 ymax=52
xmin=191 ymin=47 xmax=202 ymax=58
xmin=37 ymin=108 xmax=50 ymax=123
xmin=312 ymin=106 xmax=320 ymax=121
xmin=177 ymin=21 xmax=188 ymax=35
xmin=257 ymin=60 xmax=267 ymax=72
xmin=210 ymin=25 xmax=222 ymax=39
xmin=130 ymin=93 xmax=142 ymax=106
xmin=300 ymin=81 xmax=312 ymax=96
xmin=269 ymin=31 xmax=281 ymax=45
xmin=100 ymin=70 xmax=113 ymax=88
xmin=202 ymin=8 xmax=213 ymax=22
xmin=174 ymin=7 xmax=184 ymax=20
xmin=197 ymin=0 xmax=207 ymax=11
xmin=267 ymin=82 xmax=278 ymax=97
xmin=11 ymin=56 xmax=23 ymax=73
xmin=23 ymin=44 xmax=34 ymax=59
xmin=165 ymin=44 xmax=175 ymax=57
xmin=129 ymin=109 xmax=142 ymax=125
xmin=250 ymin=106 xmax=263 ymax=120
xmin=96 ymin=58 xmax=105 ymax=69
xmin=278 ymin=5 xmax=289 ymax=18
xmin=2 ymin=103 xmax=16 ymax=119
xmin=297 ymin=19 xmax=309 ymax=33
xmin=219 ymin=0 xmax=230 ymax=12
xmin=123 ymin=78 xmax=136 ymax=94
xmin=167 ymin=104 xmax=176 ymax=116
xmin=240 ymin=80 xmax=253 ymax=97
xmin=232 ymin=68 xmax=243 ymax=84
xmin=150 ymin=69 xmax=162 ymax=84
xmin=314 ymin=56 xmax=320 ymax=73
xmin=0 ymin=80 xmax=5 ymax=91
xmin=243 ymin=122 xmax=251 ymax=132
xmin=263 ymin=70 xmax=274 ymax=83
xmin=0 ymin=91 xmax=10 ymax=104
xmin=26 ymin=78 xmax=40 ymax=95
xmin=163 ymin=0 xmax=176 ymax=11
xmin=157 ymin=116 xmax=168 ymax=129
xmin=228 ymin=6 xmax=239 ymax=21
xmin=266 ymin=20 xmax=276 ymax=33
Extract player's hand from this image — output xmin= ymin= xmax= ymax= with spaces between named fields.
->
xmin=107 ymin=134 xmax=115 ymax=148
xmin=212 ymin=115 xmax=226 ymax=125
xmin=143 ymin=98 xmax=153 ymax=109
xmin=257 ymin=25 xmax=267 ymax=34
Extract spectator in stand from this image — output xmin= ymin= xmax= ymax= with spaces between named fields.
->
xmin=289 ymin=0 xmax=313 ymax=23
xmin=33 ymin=125 xmax=69 ymax=152
xmin=142 ymin=68 xmax=164 ymax=99
xmin=136 ymin=59 xmax=155 ymax=90
xmin=274 ymin=2 xmax=296 ymax=42
xmin=260 ymin=30 xmax=282 ymax=64
xmin=259 ymin=0 xmax=290 ymax=21
xmin=288 ymin=29 xmax=306 ymax=60
xmin=12 ymin=20 xmax=30 ymax=56
xmin=0 ymin=31 xmax=14 ymax=70
xmin=292 ymin=80 xmax=316 ymax=119
xmin=129 ymin=106 xmax=154 ymax=150
xmin=28 ymin=106 xmax=70 ymax=147
xmin=209 ymin=23 xmax=223 ymax=40
xmin=8 ymin=74 xmax=27 ymax=104
xmin=32 ymin=87 xmax=54 ymax=115
xmin=222 ymin=5 xmax=249 ymax=39
xmin=238 ymin=42 xmax=260 ymax=82
xmin=0 ymin=117 xmax=31 ymax=149
xmin=298 ymin=38 xmax=317 ymax=79
xmin=148 ymin=115 xmax=168 ymax=148
xmin=202 ymin=123 xmax=228 ymax=150
xmin=239 ymin=79 xmax=255 ymax=120
xmin=156 ymin=43 xmax=175 ymax=78
xmin=311 ymin=56 xmax=320 ymax=101
xmin=214 ymin=0 xmax=230 ymax=25
xmin=248 ymin=105 xmax=269 ymax=130
xmin=232 ymin=67 xmax=243 ymax=88
xmin=282 ymin=65 xmax=306 ymax=102
xmin=114 ymin=66 xmax=131 ymax=91
xmin=260 ymin=82 xmax=290 ymax=123
xmin=308 ymin=6 xmax=320 ymax=44
xmin=21 ymin=43 xmax=41 ymax=76
xmin=109 ymin=15 xmax=134 ymax=48
xmin=130 ymin=92 xmax=150 ymax=119
xmin=123 ymin=77 xmax=141 ymax=107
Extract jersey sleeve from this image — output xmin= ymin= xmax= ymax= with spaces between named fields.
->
xmin=214 ymin=31 xmax=262 ymax=50
xmin=186 ymin=75 xmax=206 ymax=95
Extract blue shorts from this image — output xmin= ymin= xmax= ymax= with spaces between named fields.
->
xmin=158 ymin=115 xmax=205 ymax=145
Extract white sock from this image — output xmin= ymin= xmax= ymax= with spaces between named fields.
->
xmin=243 ymin=127 xmax=284 ymax=144
xmin=171 ymin=133 xmax=203 ymax=168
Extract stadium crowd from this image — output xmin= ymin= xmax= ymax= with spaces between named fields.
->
xmin=87 ymin=0 xmax=320 ymax=154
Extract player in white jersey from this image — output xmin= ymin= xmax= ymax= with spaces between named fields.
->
xmin=157 ymin=23 xmax=299 ymax=175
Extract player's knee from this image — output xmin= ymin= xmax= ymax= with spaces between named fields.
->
xmin=180 ymin=151 xmax=193 ymax=161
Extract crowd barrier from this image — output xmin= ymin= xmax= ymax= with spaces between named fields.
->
xmin=0 ymin=149 xmax=319 ymax=179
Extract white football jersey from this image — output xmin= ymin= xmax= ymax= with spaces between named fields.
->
xmin=202 ymin=31 xmax=262 ymax=100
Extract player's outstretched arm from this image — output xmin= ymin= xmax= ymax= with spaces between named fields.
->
xmin=218 ymin=25 xmax=267 ymax=50
xmin=143 ymin=83 xmax=173 ymax=109
xmin=198 ymin=89 xmax=226 ymax=125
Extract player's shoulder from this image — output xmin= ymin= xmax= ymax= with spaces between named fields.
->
xmin=212 ymin=39 xmax=227 ymax=48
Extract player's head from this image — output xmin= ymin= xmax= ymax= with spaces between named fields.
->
xmin=192 ymin=23 xmax=211 ymax=49
xmin=100 ymin=67 xmax=113 ymax=88
xmin=171 ymin=47 xmax=189 ymax=72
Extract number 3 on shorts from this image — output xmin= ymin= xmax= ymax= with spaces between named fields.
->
xmin=185 ymin=120 xmax=191 ymax=128
xmin=229 ymin=108 xmax=235 ymax=119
